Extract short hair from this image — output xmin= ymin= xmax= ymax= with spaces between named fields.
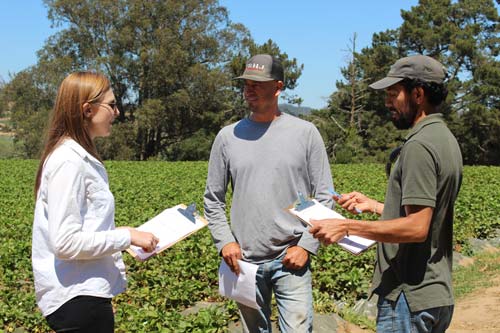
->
xmin=400 ymin=78 xmax=448 ymax=107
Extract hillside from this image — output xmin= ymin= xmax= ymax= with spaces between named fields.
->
xmin=279 ymin=103 xmax=314 ymax=116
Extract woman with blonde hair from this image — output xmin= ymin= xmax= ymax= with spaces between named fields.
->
xmin=32 ymin=71 xmax=158 ymax=332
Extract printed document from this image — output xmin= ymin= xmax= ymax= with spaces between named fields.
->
xmin=288 ymin=199 xmax=376 ymax=255
xmin=127 ymin=204 xmax=207 ymax=261
xmin=219 ymin=259 xmax=259 ymax=309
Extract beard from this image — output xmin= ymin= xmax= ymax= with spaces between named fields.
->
xmin=391 ymin=99 xmax=419 ymax=130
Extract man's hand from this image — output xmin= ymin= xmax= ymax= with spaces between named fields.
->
xmin=309 ymin=219 xmax=347 ymax=245
xmin=335 ymin=191 xmax=380 ymax=215
xmin=282 ymin=246 xmax=309 ymax=270
xmin=221 ymin=242 xmax=242 ymax=275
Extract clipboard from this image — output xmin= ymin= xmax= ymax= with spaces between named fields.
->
xmin=288 ymin=194 xmax=376 ymax=255
xmin=126 ymin=203 xmax=208 ymax=261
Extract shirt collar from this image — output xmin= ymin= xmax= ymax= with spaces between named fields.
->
xmin=62 ymin=138 xmax=103 ymax=166
xmin=405 ymin=113 xmax=445 ymax=141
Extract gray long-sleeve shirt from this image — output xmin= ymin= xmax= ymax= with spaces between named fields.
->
xmin=204 ymin=113 xmax=334 ymax=264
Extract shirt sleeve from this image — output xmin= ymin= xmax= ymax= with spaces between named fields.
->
xmin=400 ymin=141 xmax=437 ymax=208
xmin=47 ymin=160 xmax=131 ymax=260
xmin=298 ymin=125 xmax=334 ymax=254
xmin=203 ymin=133 xmax=236 ymax=254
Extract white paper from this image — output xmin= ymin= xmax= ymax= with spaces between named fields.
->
xmin=218 ymin=259 xmax=260 ymax=309
xmin=128 ymin=204 xmax=207 ymax=260
xmin=289 ymin=199 xmax=376 ymax=255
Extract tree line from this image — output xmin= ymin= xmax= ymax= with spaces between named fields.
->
xmin=0 ymin=0 xmax=498 ymax=165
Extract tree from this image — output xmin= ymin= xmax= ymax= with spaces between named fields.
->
xmin=308 ymin=34 xmax=372 ymax=163
xmin=398 ymin=0 xmax=500 ymax=164
xmin=0 ymin=68 xmax=59 ymax=158
xmin=312 ymin=0 xmax=500 ymax=165
xmin=0 ymin=77 xmax=6 ymax=118
xmin=4 ymin=0 xmax=304 ymax=161
xmin=342 ymin=33 xmax=368 ymax=130
xmin=37 ymin=0 xmax=252 ymax=160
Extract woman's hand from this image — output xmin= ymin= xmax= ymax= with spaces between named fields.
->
xmin=128 ymin=228 xmax=159 ymax=252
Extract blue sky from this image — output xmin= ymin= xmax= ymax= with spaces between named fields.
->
xmin=0 ymin=0 xmax=419 ymax=109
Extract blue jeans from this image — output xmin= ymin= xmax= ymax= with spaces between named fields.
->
xmin=238 ymin=255 xmax=313 ymax=333
xmin=376 ymin=293 xmax=454 ymax=333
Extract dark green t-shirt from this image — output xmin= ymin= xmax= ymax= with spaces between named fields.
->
xmin=371 ymin=114 xmax=463 ymax=311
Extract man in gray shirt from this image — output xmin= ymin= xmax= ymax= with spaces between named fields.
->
xmin=204 ymin=54 xmax=333 ymax=332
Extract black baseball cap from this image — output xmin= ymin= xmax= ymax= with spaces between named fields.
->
xmin=369 ymin=55 xmax=447 ymax=90
xmin=234 ymin=54 xmax=284 ymax=82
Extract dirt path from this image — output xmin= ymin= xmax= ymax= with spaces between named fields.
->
xmin=336 ymin=323 xmax=372 ymax=333
xmin=448 ymin=276 xmax=500 ymax=333
xmin=337 ymin=274 xmax=500 ymax=333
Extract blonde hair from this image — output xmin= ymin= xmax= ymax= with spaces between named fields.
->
xmin=35 ymin=71 xmax=111 ymax=196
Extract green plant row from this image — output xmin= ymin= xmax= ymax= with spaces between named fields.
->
xmin=0 ymin=160 xmax=498 ymax=332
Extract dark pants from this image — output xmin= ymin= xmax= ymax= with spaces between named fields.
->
xmin=46 ymin=296 xmax=114 ymax=333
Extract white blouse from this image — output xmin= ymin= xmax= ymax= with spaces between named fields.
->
xmin=32 ymin=139 xmax=131 ymax=317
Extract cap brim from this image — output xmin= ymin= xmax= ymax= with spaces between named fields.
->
xmin=233 ymin=74 xmax=276 ymax=82
xmin=369 ymin=76 xmax=404 ymax=90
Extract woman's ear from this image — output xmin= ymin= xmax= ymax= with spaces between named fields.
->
xmin=82 ymin=102 xmax=93 ymax=118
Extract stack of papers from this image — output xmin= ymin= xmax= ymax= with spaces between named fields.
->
xmin=219 ymin=260 xmax=260 ymax=309
xmin=127 ymin=204 xmax=207 ymax=261
xmin=288 ymin=199 xmax=376 ymax=255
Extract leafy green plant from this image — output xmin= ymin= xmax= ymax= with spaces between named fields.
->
xmin=453 ymin=250 xmax=500 ymax=299
xmin=1 ymin=160 xmax=499 ymax=331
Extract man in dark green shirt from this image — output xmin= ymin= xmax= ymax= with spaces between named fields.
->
xmin=310 ymin=55 xmax=463 ymax=332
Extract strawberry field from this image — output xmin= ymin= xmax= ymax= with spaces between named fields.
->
xmin=1 ymin=160 xmax=499 ymax=332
